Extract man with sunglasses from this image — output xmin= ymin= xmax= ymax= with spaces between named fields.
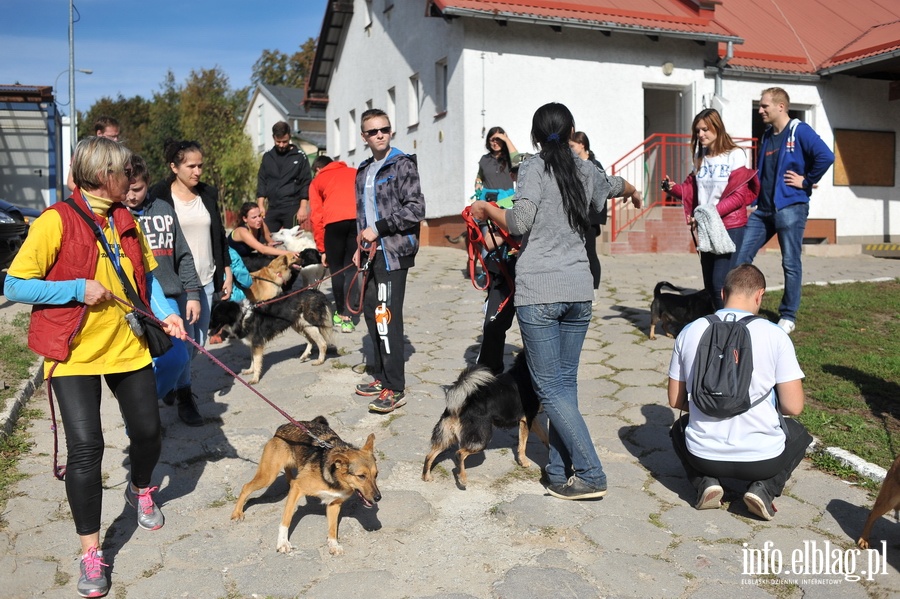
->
xmin=352 ymin=109 xmax=425 ymax=414
xmin=256 ymin=121 xmax=312 ymax=233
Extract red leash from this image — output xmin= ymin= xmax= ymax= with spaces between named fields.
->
xmin=46 ymin=293 xmax=336 ymax=479
xmin=461 ymin=205 xmax=519 ymax=320
xmin=346 ymin=234 xmax=377 ymax=316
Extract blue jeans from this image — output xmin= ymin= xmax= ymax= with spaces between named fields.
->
xmin=734 ymin=203 xmax=808 ymax=322
xmin=516 ymin=301 xmax=606 ymax=488
xmin=177 ymin=281 xmax=214 ymax=389
xmin=701 ymin=226 xmax=745 ymax=310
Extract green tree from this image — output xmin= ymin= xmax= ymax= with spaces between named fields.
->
xmin=178 ymin=68 xmax=256 ymax=214
xmin=251 ymin=37 xmax=317 ymax=88
xmin=78 ymin=94 xmax=151 ymax=156
xmin=144 ymin=71 xmax=183 ymax=183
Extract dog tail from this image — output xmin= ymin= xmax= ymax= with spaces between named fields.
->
xmin=445 ymin=365 xmax=495 ymax=414
xmin=654 ymin=281 xmax=683 ymax=297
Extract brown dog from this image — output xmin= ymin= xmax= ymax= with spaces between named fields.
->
xmin=649 ymin=281 xmax=715 ymax=340
xmin=857 ymin=454 xmax=900 ymax=549
xmin=246 ymin=254 xmax=299 ymax=303
xmin=231 ymin=416 xmax=380 ymax=555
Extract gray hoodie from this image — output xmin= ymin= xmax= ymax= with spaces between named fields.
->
xmin=128 ymin=195 xmax=202 ymax=302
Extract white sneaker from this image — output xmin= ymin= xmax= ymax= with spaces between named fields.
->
xmin=777 ymin=319 xmax=796 ymax=335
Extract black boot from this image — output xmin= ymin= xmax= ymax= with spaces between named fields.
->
xmin=176 ymin=386 xmax=203 ymax=427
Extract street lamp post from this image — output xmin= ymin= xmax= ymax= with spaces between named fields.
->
xmin=54 ymin=68 xmax=92 ymax=105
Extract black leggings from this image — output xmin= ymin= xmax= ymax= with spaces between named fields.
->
xmin=584 ymin=224 xmax=601 ymax=289
xmin=51 ymin=366 xmax=161 ymax=536
xmin=324 ymin=219 xmax=357 ymax=316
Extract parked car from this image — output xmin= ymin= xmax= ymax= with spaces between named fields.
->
xmin=0 ymin=199 xmax=41 ymax=292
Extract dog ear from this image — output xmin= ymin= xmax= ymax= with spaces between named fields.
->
xmin=362 ymin=433 xmax=375 ymax=453
xmin=324 ymin=452 xmax=347 ymax=483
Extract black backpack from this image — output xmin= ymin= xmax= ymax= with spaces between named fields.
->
xmin=690 ymin=313 xmax=762 ymax=418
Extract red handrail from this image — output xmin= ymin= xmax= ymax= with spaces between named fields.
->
xmin=607 ymin=134 xmax=755 ymax=242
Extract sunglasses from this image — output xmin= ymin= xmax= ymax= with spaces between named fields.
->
xmin=364 ymin=126 xmax=392 ymax=137
xmin=490 ymin=137 xmax=502 ymax=143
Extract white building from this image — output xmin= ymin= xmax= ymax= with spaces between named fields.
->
xmin=306 ymin=0 xmax=900 ymax=250
xmin=242 ymin=83 xmax=326 ymax=161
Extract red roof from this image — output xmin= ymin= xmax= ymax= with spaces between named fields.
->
xmin=432 ymin=0 xmax=741 ymax=42
xmin=432 ymin=0 xmax=900 ymax=75
xmin=714 ymin=0 xmax=900 ymax=74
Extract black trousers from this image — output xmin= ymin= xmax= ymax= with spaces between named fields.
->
xmin=363 ymin=252 xmax=409 ymax=392
xmin=670 ymin=413 xmax=812 ymax=497
xmin=324 ymin=219 xmax=357 ymax=316
xmin=51 ymin=366 xmax=161 ymax=535
xmin=264 ymin=203 xmax=298 ymax=233
xmin=584 ymin=224 xmax=601 ymax=289
xmin=476 ymin=257 xmax=516 ymax=375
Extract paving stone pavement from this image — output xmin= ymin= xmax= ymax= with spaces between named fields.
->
xmin=1 ymin=247 xmax=899 ymax=599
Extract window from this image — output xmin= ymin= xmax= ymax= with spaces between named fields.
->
xmin=386 ymin=87 xmax=396 ymax=127
xmin=257 ymin=104 xmax=265 ymax=152
xmin=333 ymin=118 xmax=341 ymax=157
xmin=364 ymin=0 xmax=373 ymax=30
xmin=348 ymin=109 xmax=357 ymax=154
xmin=435 ymin=58 xmax=448 ymax=116
xmin=408 ymin=74 xmax=420 ymax=127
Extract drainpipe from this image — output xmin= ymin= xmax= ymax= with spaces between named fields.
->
xmin=715 ymin=41 xmax=733 ymax=98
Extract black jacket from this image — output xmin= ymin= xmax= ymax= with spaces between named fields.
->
xmin=150 ymin=180 xmax=229 ymax=294
xmin=256 ymin=145 xmax=312 ymax=211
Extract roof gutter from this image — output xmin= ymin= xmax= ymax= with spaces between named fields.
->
xmin=437 ymin=7 xmax=743 ymax=45
xmin=703 ymin=65 xmax=821 ymax=83
xmin=817 ymin=47 xmax=900 ymax=75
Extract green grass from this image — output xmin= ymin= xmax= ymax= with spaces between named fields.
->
xmin=0 ymin=312 xmax=37 ymax=411
xmin=761 ymin=280 xmax=900 ymax=470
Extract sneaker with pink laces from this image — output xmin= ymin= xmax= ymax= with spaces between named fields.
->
xmin=125 ymin=484 xmax=165 ymax=530
xmin=77 ymin=547 xmax=108 ymax=598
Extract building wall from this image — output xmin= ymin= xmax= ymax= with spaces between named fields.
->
xmin=715 ymin=75 xmax=900 ymax=243
xmin=322 ymin=1 xmax=898 ymax=243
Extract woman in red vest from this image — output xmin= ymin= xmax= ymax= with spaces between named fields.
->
xmin=4 ymin=137 xmax=186 ymax=599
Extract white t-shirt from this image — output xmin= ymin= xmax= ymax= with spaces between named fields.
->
xmin=173 ymin=195 xmax=215 ymax=286
xmin=363 ymin=156 xmax=387 ymax=229
xmin=695 ymin=148 xmax=747 ymax=207
xmin=668 ymin=309 xmax=805 ymax=462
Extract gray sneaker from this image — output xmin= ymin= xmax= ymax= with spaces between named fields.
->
xmin=125 ymin=484 xmax=165 ymax=530
xmin=546 ymin=476 xmax=607 ymax=500
xmin=77 ymin=547 xmax=108 ymax=598
xmin=695 ymin=477 xmax=724 ymax=510
xmin=743 ymin=481 xmax=777 ymax=520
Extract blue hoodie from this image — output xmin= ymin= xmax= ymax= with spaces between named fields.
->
xmin=757 ymin=119 xmax=834 ymax=211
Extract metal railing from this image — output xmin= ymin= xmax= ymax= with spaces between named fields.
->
xmin=607 ymin=134 xmax=755 ymax=242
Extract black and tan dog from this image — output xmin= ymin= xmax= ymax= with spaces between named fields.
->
xmin=231 ymin=416 xmax=380 ymax=555
xmin=857 ymin=454 xmax=900 ymax=549
xmin=649 ymin=281 xmax=715 ymax=340
xmin=209 ymin=288 xmax=334 ymax=384
xmin=422 ymin=353 xmax=548 ymax=488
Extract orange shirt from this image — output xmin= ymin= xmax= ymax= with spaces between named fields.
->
xmin=309 ymin=161 xmax=358 ymax=252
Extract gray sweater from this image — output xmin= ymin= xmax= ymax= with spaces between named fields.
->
xmin=508 ymin=154 xmax=624 ymax=306
xmin=128 ymin=195 xmax=202 ymax=302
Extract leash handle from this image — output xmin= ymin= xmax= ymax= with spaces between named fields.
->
xmin=346 ymin=234 xmax=376 ymax=316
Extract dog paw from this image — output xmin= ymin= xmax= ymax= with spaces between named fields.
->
xmin=518 ymin=457 xmax=534 ymax=469
xmin=230 ymin=511 xmax=245 ymax=521
xmin=857 ymin=538 xmax=870 ymax=550
xmin=311 ymin=358 xmax=325 ymax=366
xmin=327 ymin=539 xmax=344 ymax=556
xmin=276 ymin=540 xmax=293 ymax=554
xmin=422 ymin=473 xmax=433 ymax=482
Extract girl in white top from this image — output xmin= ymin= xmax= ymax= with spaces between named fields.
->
xmin=663 ymin=109 xmax=760 ymax=308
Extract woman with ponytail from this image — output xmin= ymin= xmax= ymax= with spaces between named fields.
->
xmin=471 ymin=102 xmax=642 ymax=500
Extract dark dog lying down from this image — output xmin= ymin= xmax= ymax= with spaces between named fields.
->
xmin=231 ymin=415 xmax=380 ymax=556
xmin=649 ymin=281 xmax=715 ymax=340
xmin=209 ymin=288 xmax=334 ymax=384
xmin=422 ymin=352 xmax=548 ymax=488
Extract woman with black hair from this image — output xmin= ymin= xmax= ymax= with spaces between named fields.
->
xmin=474 ymin=126 xmax=519 ymax=204
xmin=149 ymin=140 xmax=232 ymax=426
xmin=471 ymin=103 xmax=641 ymax=500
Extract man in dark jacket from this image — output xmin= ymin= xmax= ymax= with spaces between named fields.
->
xmin=353 ymin=109 xmax=425 ymax=414
xmin=256 ymin=121 xmax=312 ymax=232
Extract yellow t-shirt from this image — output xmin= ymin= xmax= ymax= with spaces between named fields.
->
xmin=8 ymin=199 xmax=159 ymax=377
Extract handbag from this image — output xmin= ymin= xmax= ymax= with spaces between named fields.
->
xmin=65 ymin=199 xmax=173 ymax=357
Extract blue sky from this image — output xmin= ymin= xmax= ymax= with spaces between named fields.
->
xmin=0 ymin=0 xmax=327 ymax=114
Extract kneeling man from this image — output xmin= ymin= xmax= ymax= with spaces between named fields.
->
xmin=667 ymin=264 xmax=813 ymax=520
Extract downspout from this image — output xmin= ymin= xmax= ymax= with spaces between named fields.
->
xmin=715 ymin=41 xmax=733 ymax=98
